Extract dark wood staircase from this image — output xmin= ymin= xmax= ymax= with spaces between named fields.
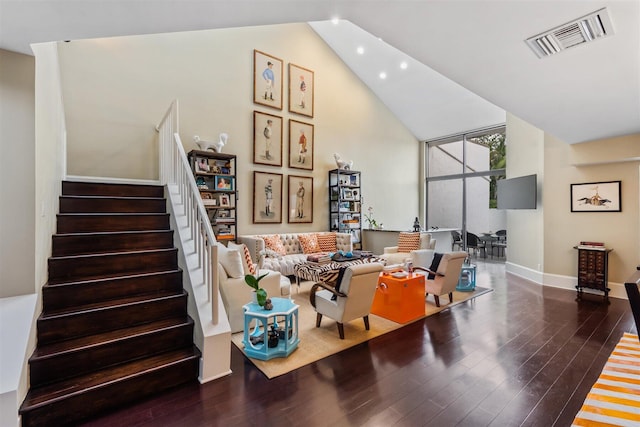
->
xmin=19 ymin=181 xmax=201 ymax=427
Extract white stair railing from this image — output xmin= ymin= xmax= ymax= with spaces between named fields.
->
xmin=157 ymin=100 xmax=219 ymax=324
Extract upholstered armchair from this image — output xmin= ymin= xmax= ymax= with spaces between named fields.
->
xmin=310 ymin=263 xmax=384 ymax=339
xmin=414 ymin=251 xmax=467 ymax=307
xmin=379 ymin=232 xmax=436 ymax=267
xmin=216 ymin=242 xmax=291 ymax=333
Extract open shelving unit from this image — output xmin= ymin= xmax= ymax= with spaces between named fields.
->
xmin=187 ymin=149 xmax=237 ymax=243
xmin=329 ymin=168 xmax=362 ymax=250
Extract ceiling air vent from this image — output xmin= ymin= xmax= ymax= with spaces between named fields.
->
xmin=526 ymin=8 xmax=614 ymax=58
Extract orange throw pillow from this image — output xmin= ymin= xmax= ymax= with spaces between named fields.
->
xmin=397 ymin=232 xmax=420 ymax=253
xmin=317 ymin=233 xmax=338 ymax=252
xmin=261 ymin=235 xmax=287 ymax=255
xmin=298 ymin=233 xmax=322 ymax=254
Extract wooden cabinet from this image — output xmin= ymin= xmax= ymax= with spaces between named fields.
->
xmin=329 ymin=169 xmax=361 ymax=250
xmin=188 ymin=150 xmax=237 ymax=243
xmin=574 ymin=246 xmax=612 ymax=300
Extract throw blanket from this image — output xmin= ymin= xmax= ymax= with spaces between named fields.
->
xmin=295 ymin=256 xmax=383 ymax=285
xmin=572 ymin=332 xmax=640 ymax=426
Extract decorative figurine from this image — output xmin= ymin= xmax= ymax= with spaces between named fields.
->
xmin=413 ymin=217 xmax=421 ymax=232
xmin=333 ymin=153 xmax=353 ymax=170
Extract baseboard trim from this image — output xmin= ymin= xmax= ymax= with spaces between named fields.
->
xmin=506 ymin=262 xmax=626 ymax=300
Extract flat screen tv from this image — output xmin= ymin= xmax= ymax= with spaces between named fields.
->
xmin=497 ymin=174 xmax=537 ymax=209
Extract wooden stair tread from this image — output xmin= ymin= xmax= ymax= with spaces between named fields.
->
xmin=21 ymin=347 xmax=200 ymax=409
xmin=61 ymin=195 xmax=165 ymax=201
xmin=48 ymin=247 xmax=177 ymax=261
xmin=43 ymin=269 xmax=182 ymax=289
xmin=53 ymin=230 xmax=172 ymax=238
xmin=57 ymin=212 xmax=169 ymax=217
xmin=31 ymin=318 xmax=193 ymax=359
xmin=41 ymin=289 xmax=186 ymax=318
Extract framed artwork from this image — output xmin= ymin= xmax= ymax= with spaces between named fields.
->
xmin=288 ymin=175 xmax=313 ymax=224
xmin=195 ymin=157 xmax=210 ymax=173
xmin=571 ymin=181 xmax=621 ymax=212
xmin=342 ymin=188 xmax=354 ymax=200
xmin=288 ymin=63 xmax=314 ymax=117
xmin=253 ymin=171 xmax=283 ymax=223
xmin=288 ymin=119 xmax=314 ymax=171
xmin=253 ymin=111 xmax=283 ymax=166
xmin=253 ymin=50 xmax=283 ymax=110
xmin=219 ymin=194 xmax=231 ymax=207
xmin=215 ymin=176 xmax=233 ymax=191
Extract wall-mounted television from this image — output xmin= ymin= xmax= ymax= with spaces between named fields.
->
xmin=497 ymin=174 xmax=537 ymax=209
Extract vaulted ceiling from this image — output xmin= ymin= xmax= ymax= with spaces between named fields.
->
xmin=1 ymin=0 xmax=638 ymax=144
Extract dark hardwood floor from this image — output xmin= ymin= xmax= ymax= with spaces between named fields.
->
xmin=79 ymin=259 xmax=635 ymax=427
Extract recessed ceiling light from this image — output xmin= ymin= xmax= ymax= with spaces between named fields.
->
xmin=400 ymin=61 xmax=408 ymax=70
xmin=331 ymin=17 xmax=339 ymax=25
xmin=379 ymin=72 xmax=387 ymax=80
xmin=356 ymin=46 xmax=365 ymax=55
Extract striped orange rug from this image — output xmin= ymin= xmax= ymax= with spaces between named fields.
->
xmin=573 ymin=333 xmax=640 ymax=426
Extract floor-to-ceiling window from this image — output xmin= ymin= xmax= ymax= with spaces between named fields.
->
xmin=425 ymin=125 xmax=506 ymax=252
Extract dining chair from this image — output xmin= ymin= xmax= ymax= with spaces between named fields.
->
xmin=451 ymin=230 xmax=464 ymax=251
xmin=493 ymin=229 xmax=507 ymax=257
xmin=466 ymin=232 xmax=486 ymax=258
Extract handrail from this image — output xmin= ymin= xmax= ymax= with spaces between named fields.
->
xmin=157 ymin=100 xmax=219 ymax=324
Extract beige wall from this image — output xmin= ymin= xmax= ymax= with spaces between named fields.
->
xmin=0 ymin=49 xmax=36 ymax=298
xmin=57 ymin=23 xmax=421 ymax=235
xmin=544 ymin=133 xmax=639 ymax=284
xmin=504 ymin=114 xmax=545 ymax=273
xmin=33 ymin=42 xmax=66 ymax=297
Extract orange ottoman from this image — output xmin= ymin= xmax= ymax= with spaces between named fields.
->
xmin=371 ymin=272 xmax=425 ymax=323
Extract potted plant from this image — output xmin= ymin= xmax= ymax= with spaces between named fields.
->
xmin=245 ymin=272 xmax=269 ymax=308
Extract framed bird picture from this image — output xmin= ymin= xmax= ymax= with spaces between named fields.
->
xmin=571 ymin=181 xmax=621 ymax=212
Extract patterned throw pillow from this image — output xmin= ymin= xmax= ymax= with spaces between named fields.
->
xmin=298 ymin=233 xmax=322 ymax=254
xmin=261 ymin=234 xmax=287 ymax=255
xmin=397 ymin=232 xmax=421 ymax=253
xmin=228 ymin=242 xmax=256 ymax=275
xmin=317 ymin=233 xmax=338 ymax=252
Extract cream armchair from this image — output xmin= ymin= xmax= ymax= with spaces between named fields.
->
xmin=215 ymin=242 xmax=291 ymax=333
xmin=310 ymin=263 xmax=384 ymax=339
xmin=379 ymin=232 xmax=436 ymax=267
xmin=414 ymin=251 xmax=467 ymax=307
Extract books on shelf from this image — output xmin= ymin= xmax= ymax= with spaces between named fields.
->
xmin=576 ymin=244 xmax=607 ymax=251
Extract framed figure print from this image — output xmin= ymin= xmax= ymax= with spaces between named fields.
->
xmin=253 ymin=171 xmax=283 ymax=223
xmin=571 ymin=181 xmax=621 ymax=212
xmin=288 ymin=175 xmax=313 ymax=224
xmin=253 ymin=50 xmax=283 ymax=110
xmin=288 ymin=119 xmax=314 ymax=171
xmin=288 ymin=63 xmax=314 ymax=117
xmin=253 ymin=111 xmax=283 ymax=166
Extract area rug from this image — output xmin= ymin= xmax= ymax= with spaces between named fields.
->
xmin=231 ymin=285 xmax=492 ymax=379
xmin=572 ymin=333 xmax=640 ymax=426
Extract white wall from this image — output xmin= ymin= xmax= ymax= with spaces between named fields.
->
xmin=56 ymin=23 xmax=421 ymax=235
